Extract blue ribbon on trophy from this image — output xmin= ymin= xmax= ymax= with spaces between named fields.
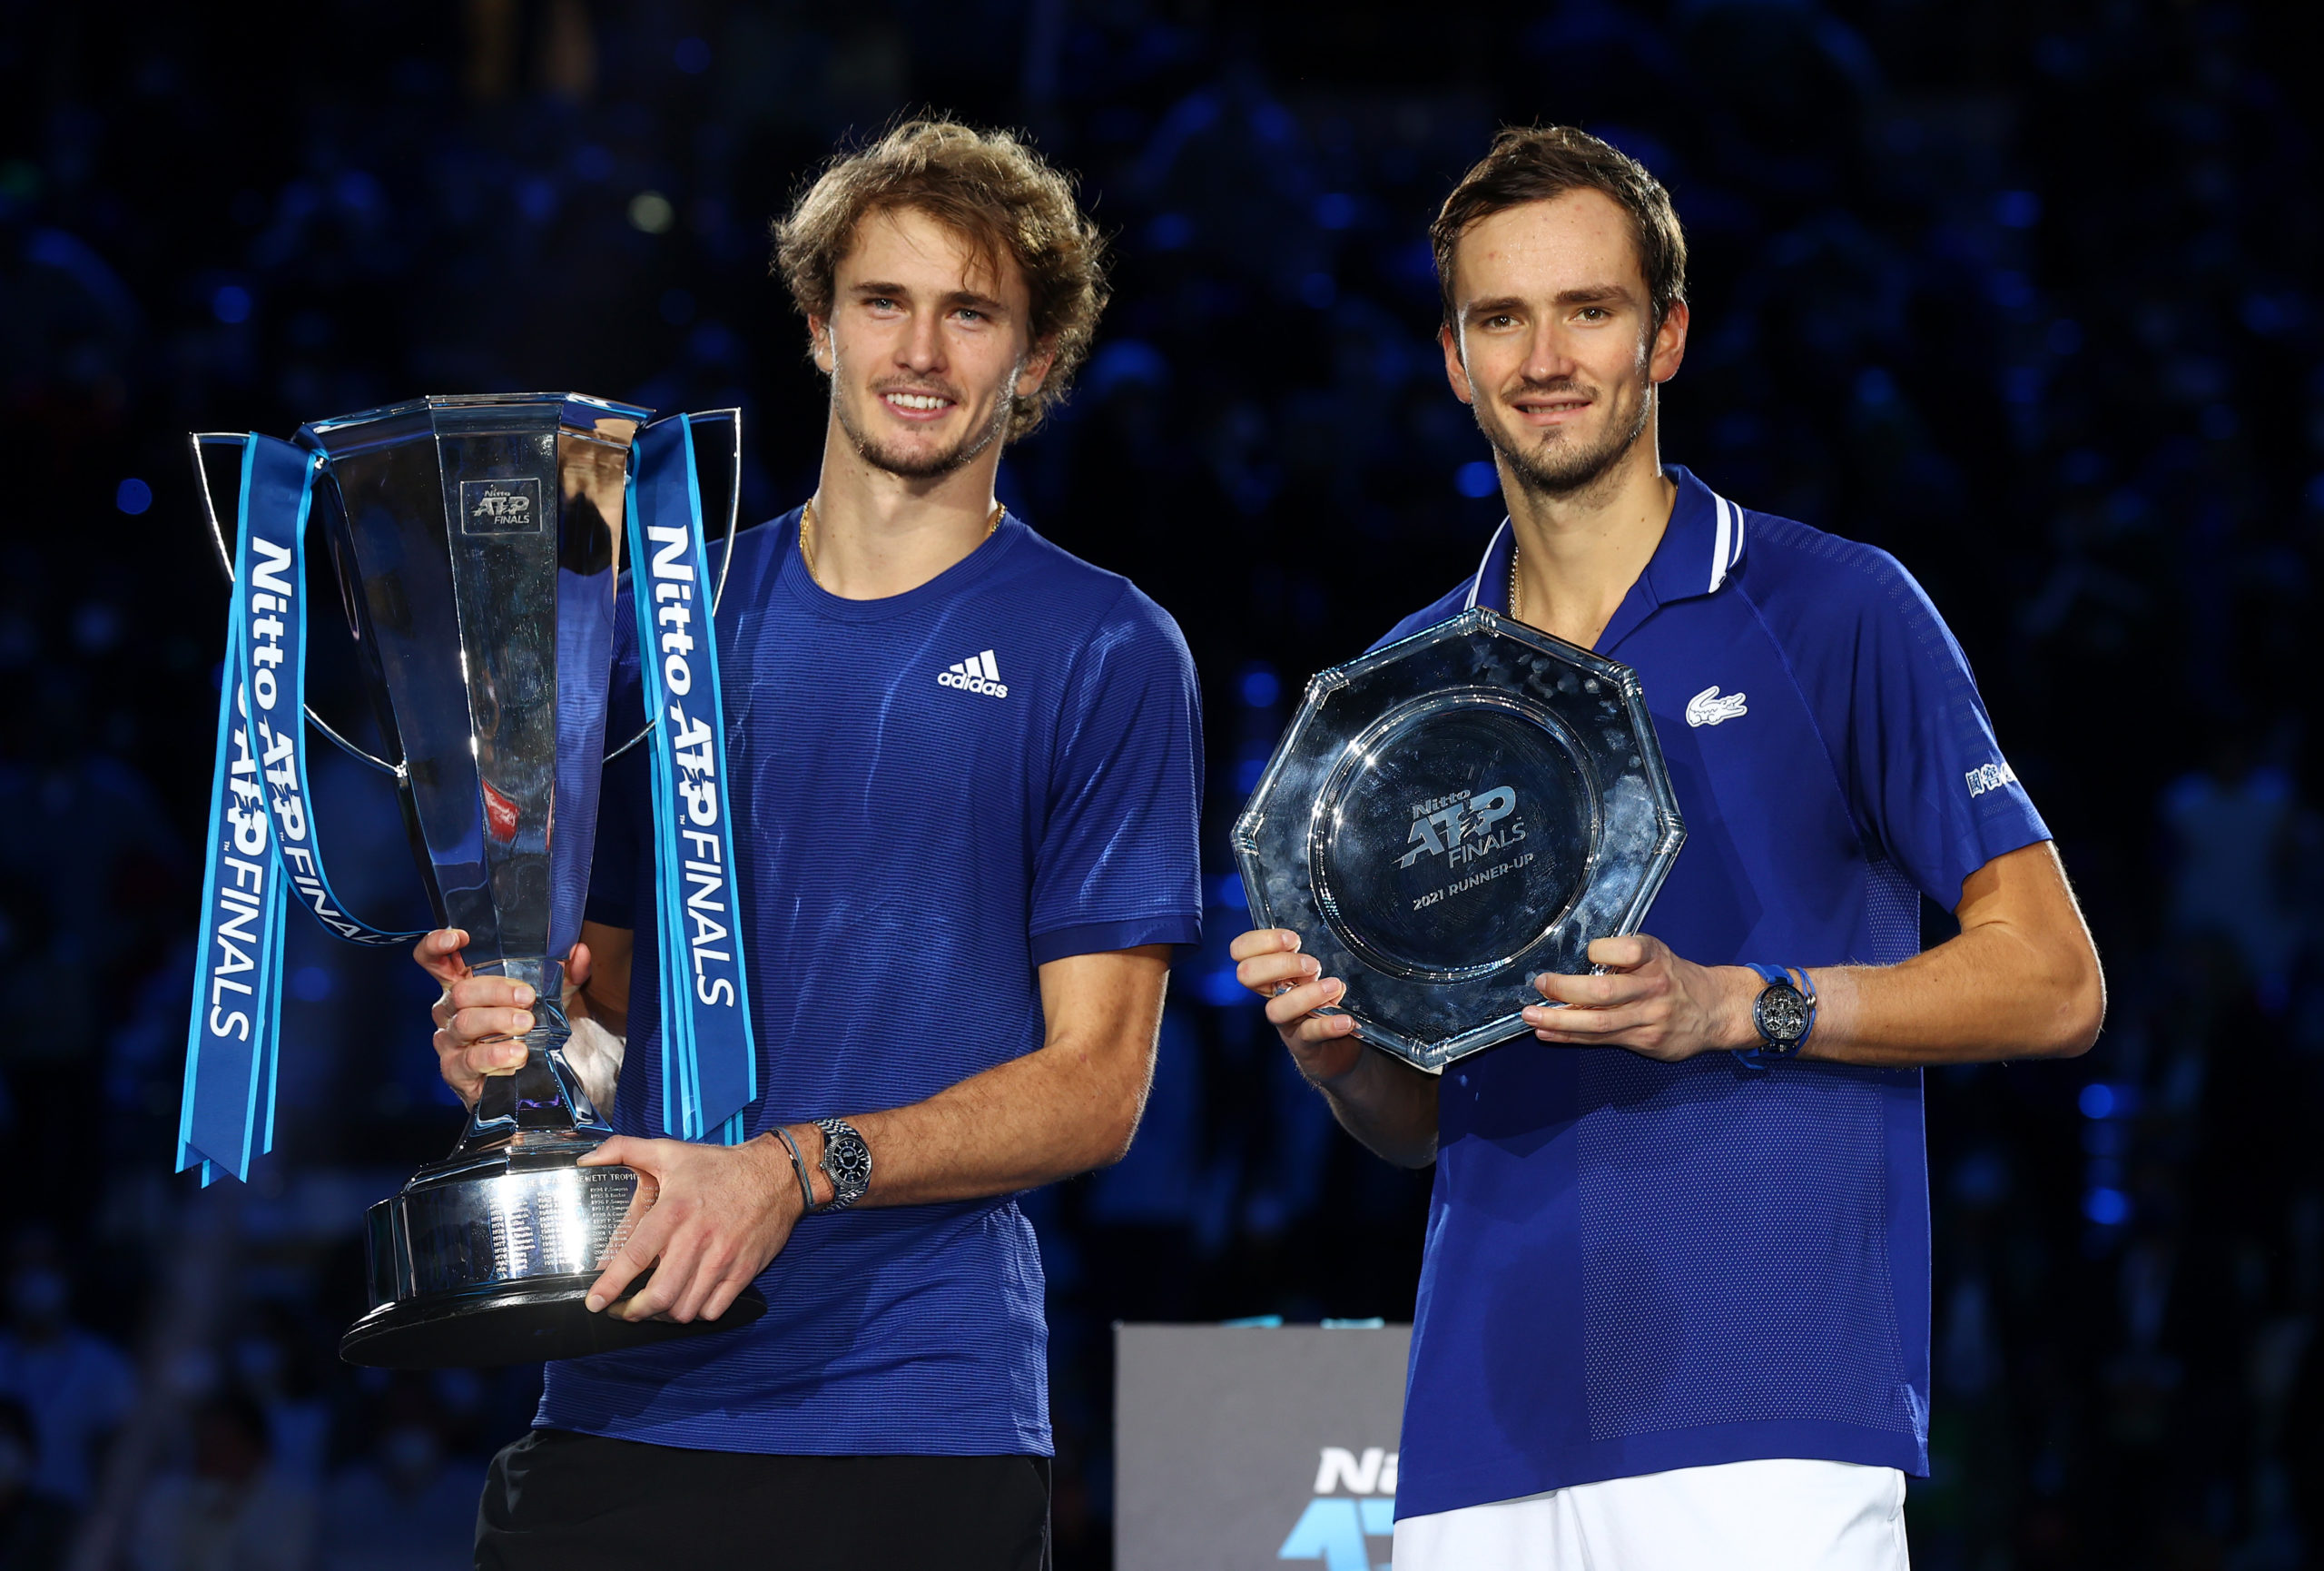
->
xmin=182 ymin=411 xmax=759 ymax=1184
xmin=182 ymin=434 xmax=424 ymax=1186
xmin=627 ymin=412 xmax=757 ymax=1147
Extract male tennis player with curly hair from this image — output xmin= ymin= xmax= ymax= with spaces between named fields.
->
xmin=419 ymin=119 xmax=1203 ymax=1571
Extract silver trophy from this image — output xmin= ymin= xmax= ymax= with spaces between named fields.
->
xmin=1235 ymin=609 xmax=1686 ymax=1072
xmin=191 ymin=393 xmax=763 ymax=1368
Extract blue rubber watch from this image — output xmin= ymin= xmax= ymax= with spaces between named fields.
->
xmin=1738 ymin=962 xmax=1816 ymax=1067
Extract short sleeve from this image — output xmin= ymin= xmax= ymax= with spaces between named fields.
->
xmin=1843 ymin=550 xmax=2051 ymax=908
xmin=1029 ymin=585 xmax=1206 ymax=963
xmin=585 ymin=594 xmax=647 ymax=930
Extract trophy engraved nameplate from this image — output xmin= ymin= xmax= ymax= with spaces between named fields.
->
xmin=1234 ymin=608 xmax=1685 ymax=1072
xmin=189 ymin=393 xmax=763 ymax=1368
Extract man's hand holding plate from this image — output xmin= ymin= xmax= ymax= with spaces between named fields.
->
xmin=1230 ymin=927 xmax=1363 ymax=1082
xmin=1521 ymin=934 xmax=1759 ymax=1062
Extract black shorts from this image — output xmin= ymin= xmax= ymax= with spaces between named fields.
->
xmin=474 ymin=1428 xmax=1051 ymax=1570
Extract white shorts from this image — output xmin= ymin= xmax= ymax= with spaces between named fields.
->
xmin=1391 ymin=1458 xmax=1909 ymax=1571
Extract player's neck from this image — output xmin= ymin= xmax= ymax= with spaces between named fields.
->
xmin=804 ymin=415 xmax=1004 ymax=600
xmin=1502 ymin=419 xmax=1674 ymax=651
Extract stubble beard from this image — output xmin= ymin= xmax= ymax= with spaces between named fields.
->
xmin=1482 ymin=373 xmax=1653 ymax=502
xmin=832 ymin=374 xmax=1016 ymax=481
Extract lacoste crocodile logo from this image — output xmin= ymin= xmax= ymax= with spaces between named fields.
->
xmin=1686 ymin=686 xmax=1748 ymax=727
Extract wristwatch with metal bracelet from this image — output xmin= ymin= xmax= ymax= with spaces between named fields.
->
xmin=773 ymin=1118 xmax=873 ymax=1213
xmin=812 ymin=1117 xmax=872 ymax=1212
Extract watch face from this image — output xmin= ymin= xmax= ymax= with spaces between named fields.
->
xmin=1756 ymin=985 xmax=1810 ymax=1044
xmin=821 ymin=1123 xmax=872 ymax=1191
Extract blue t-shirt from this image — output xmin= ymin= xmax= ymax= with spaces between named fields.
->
xmin=1381 ymin=467 xmax=2049 ymax=1517
xmin=537 ymin=508 xmax=1205 ymax=1457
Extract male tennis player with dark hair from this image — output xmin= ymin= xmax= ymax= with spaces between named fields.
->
xmin=419 ymin=118 xmax=1202 ymax=1571
xmin=1232 ymin=125 xmax=2104 ymax=1568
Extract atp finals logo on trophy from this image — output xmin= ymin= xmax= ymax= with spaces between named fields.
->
xmin=182 ymin=393 xmax=764 ymax=1368
xmin=460 ymin=478 xmax=541 ymax=533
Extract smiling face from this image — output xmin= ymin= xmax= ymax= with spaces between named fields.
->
xmin=809 ymin=205 xmax=1054 ymax=481
xmin=1440 ymin=189 xmax=1688 ymax=500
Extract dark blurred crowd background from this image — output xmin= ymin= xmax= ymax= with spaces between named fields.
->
xmin=3 ymin=0 xmax=2322 ymax=1566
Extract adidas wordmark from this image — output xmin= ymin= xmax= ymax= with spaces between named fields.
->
xmin=939 ymin=648 xmax=1009 ymax=698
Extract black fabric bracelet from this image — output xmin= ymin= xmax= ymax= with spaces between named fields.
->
xmin=773 ymin=1124 xmax=816 ymax=1213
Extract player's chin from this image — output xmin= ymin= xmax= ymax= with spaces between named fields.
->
xmin=864 ymin=430 xmax=974 ymax=479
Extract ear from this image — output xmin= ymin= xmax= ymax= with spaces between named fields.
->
xmin=1647 ymin=300 xmax=1689 ymax=386
xmin=1439 ymin=321 xmax=1475 ymax=407
xmin=1014 ymin=336 xmax=1059 ymax=400
xmin=807 ymin=314 xmax=835 ymax=375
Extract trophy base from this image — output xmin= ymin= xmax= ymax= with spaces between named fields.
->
xmin=340 ymin=1276 xmax=768 ymax=1368
xmin=347 ymin=1106 xmax=771 ymax=1369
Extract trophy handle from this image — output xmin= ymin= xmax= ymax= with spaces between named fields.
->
xmin=604 ymin=408 xmax=743 ymax=763
xmin=189 ymin=433 xmax=402 ymax=778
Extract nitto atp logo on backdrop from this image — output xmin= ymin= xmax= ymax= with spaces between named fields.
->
xmin=1278 ymin=1446 xmax=1396 ymax=1571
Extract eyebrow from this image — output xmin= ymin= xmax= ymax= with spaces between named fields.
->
xmin=849 ymin=280 xmax=1011 ymax=315
xmin=1464 ymin=284 xmax=1634 ymax=315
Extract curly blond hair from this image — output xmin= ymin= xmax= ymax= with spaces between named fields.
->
xmin=772 ymin=117 xmax=1109 ymax=440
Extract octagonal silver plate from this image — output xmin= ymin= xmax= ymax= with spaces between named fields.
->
xmin=1233 ymin=608 xmax=1686 ymax=1073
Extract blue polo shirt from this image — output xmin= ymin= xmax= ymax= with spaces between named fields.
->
xmin=537 ymin=508 xmax=1204 ymax=1457
xmin=1381 ymin=466 xmax=2048 ymax=1517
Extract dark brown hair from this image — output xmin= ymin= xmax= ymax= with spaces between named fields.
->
xmin=1431 ymin=125 xmax=1688 ymax=331
xmin=772 ymin=117 xmax=1108 ymax=439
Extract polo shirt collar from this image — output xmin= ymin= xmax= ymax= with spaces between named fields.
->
xmin=1644 ymin=464 xmax=1747 ymax=606
xmin=1462 ymin=465 xmax=1746 ymax=650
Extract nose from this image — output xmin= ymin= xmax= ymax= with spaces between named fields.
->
xmin=1520 ymin=319 xmax=1579 ymax=385
xmin=897 ymin=308 xmax=945 ymax=374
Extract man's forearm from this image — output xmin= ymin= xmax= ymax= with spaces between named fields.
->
xmin=1792 ymin=843 xmax=2103 ymax=1066
xmin=1526 ymin=842 xmax=2104 ymax=1068
xmin=1799 ymin=914 xmax=2102 ymax=1068
xmin=1310 ymin=1050 xmax=1441 ymax=1169
xmin=795 ymin=1033 xmax=1147 ymax=1208
xmin=786 ymin=946 xmax=1172 ymax=1210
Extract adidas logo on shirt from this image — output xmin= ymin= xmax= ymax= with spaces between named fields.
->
xmin=938 ymin=648 xmax=1009 ymax=698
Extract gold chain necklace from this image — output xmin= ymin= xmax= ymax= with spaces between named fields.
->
xmin=799 ymin=499 xmax=1003 ymax=590
xmin=1508 ymin=542 xmax=1523 ymax=624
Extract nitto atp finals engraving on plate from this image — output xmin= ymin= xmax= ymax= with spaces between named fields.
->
xmin=459 ymin=478 xmax=544 ymax=535
xmin=1396 ymin=786 xmax=1533 ymax=913
xmin=1309 ymin=695 xmax=1594 ymax=984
